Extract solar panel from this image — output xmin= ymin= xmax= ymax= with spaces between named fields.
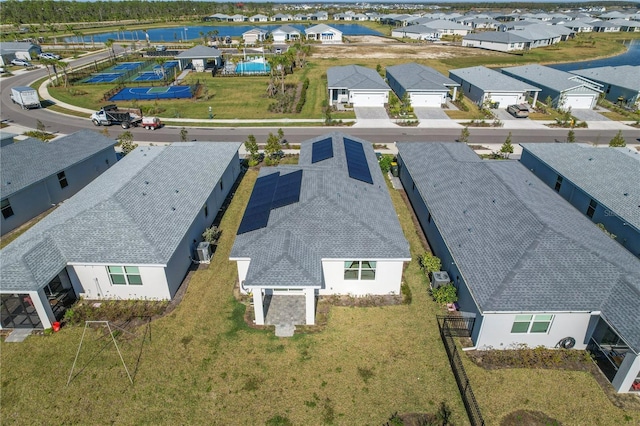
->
xmin=272 ymin=170 xmax=303 ymax=209
xmin=312 ymin=138 xmax=333 ymax=163
xmin=237 ymin=172 xmax=280 ymax=234
xmin=343 ymin=138 xmax=373 ymax=184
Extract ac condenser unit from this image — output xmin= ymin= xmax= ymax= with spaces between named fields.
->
xmin=431 ymin=271 xmax=450 ymax=289
xmin=196 ymin=242 xmax=212 ymax=262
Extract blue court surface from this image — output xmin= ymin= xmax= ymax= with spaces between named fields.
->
xmin=154 ymin=61 xmax=178 ymax=70
xmin=112 ymin=62 xmax=143 ymax=71
xmin=84 ymin=73 xmax=123 ymax=83
xmin=109 ymin=86 xmax=193 ymax=101
xmin=133 ymin=72 xmax=164 ymax=82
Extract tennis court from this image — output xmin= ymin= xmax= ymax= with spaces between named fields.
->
xmin=112 ymin=62 xmax=143 ymax=71
xmin=133 ymin=71 xmax=165 ymax=82
xmin=109 ymin=86 xmax=193 ymax=101
xmin=84 ymin=73 xmax=124 ymax=84
xmin=154 ymin=61 xmax=178 ymax=71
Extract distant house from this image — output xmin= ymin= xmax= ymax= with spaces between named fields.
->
xmin=569 ymin=65 xmax=640 ymax=108
xmin=204 ymin=13 xmax=230 ymax=22
xmin=271 ymin=13 xmax=293 ymax=22
xmin=228 ymin=14 xmax=247 ymax=22
xmin=249 ymin=14 xmax=269 ymax=22
xmin=1 ymin=130 xmax=116 ymax=236
xmin=309 ymin=11 xmax=328 ymax=21
xmin=386 ymin=63 xmax=459 ymax=107
xmin=327 ymin=65 xmax=391 ymax=107
xmin=392 ymin=24 xmax=440 ymax=41
xmin=520 ymin=143 xmax=640 ymax=258
xmin=230 ymin=133 xmax=410 ymax=328
xmin=0 ymin=142 xmax=241 ymax=330
xmin=271 ymin=25 xmax=301 ymax=43
xmin=418 ymin=19 xmax=471 ymax=36
xmin=396 ymin=142 xmax=640 ymax=394
xmin=449 ymin=66 xmax=541 ymax=108
xmin=304 ymin=24 xmax=342 ymax=44
xmin=0 ymin=41 xmax=41 ymax=64
xmin=462 ymin=31 xmax=531 ymax=52
xmin=242 ymin=28 xmax=269 ymax=44
xmin=610 ymin=19 xmax=640 ymax=32
xmin=175 ymin=45 xmax=222 ymax=72
xmin=591 ymin=20 xmax=622 ymax=32
xmin=502 ymin=64 xmax=601 ymax=110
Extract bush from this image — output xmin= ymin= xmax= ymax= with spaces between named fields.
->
xmin=295 ymin=78 xmax=309 ymax=113
xmin=431 ymin=283 xmax=457 ymax=304
xmin=378 ymin=155 xmax=393 ymax=173
xmin=418 ymin=252 xmax=441 ymax=276
xmin=401 ymin=281 xmax=412 ymax=305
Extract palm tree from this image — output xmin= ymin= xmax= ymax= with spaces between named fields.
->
xmin=46 ymin=24 xmax=58 ymax=45
xmin=105 ymin=38 xmax=115 ymax=61
xmin=54 ymin=59 xmax=69 ymax=87
xmin=40 ymin=57 xmax=57 ymax=83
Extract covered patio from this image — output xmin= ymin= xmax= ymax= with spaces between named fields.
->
xmin=251 ymin=286 xmax=317 ymax=335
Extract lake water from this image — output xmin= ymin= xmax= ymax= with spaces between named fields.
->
xmin=71 ymin=24 xmax=381 ymax=43
xmin=550 ymin=39 xmax=640 ymax=71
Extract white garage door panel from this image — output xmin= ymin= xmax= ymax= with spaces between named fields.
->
xmin=410 ymin=93 xmax=445 ymax=107
xmin=489 ymin=94 xmax=520 ymax=108
xmin=351 ymin=92 xmax=387 ymax=107
xmin=565 ymin=95 xmax=594 ymax=110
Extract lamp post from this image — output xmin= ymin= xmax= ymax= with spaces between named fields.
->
xmin=209 ymin=106 xmax=213 ymax=119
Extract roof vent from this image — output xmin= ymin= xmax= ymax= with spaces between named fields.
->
xmin=171 ymin=207 xmax=176 ymax=211
xmin=175 ymin=189 xmax=179 ymax=193
xmin=145 ymin=181 xmax=149 ymax=185
xmin=142 ymin=192 xmax=146 ymax=196
xmin=623 ymin=192 xmax=628 ymax=196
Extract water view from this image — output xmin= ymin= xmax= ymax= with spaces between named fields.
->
xmin=550 ymin=39 xmax=640 ymax=71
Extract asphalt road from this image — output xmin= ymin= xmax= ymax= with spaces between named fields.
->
xmin=2 ymin=49 xmax=639 ymax=146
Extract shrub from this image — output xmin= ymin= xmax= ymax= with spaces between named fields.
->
xmin=401 ymin=281 xmax=412 ymax=305
xmin=378 ymin=155 xmax=393 ymax=173
xmin=295 ymin=78 xmax=309 ymax=113
xmin=418 ymin=252 xmax=441 ymax=276
xmin=431 ymin=283 xmax=457 ymax=304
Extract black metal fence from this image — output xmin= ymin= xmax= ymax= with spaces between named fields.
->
xmin=437 ymin=315 xmax=485 ymax=426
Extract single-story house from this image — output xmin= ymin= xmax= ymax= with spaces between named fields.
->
xmin=327 ymin=65 xmax=391 ymax=107
xmin=591 ymin=20 xmax=623 ymax=32
xmin=333 ymin=13 xmax=353 ymax=21
xmin=271 ymin=25 xmax=301 ymax=43
xmin=562 ymin=19 xmax=595 ymax=33
xmin=230 ymin=133 xmax=410 ymax=327
xmin=249 ymin=14 xmax=269 ymax=22
xmin=391 ymin=24 xmax=440 ymax=41
xmin=520 ymin=143 xmax=640 ymax=258
xmin=228 ymin=14 xmax=247 ymax=22
xmin=0 ymin=42 xmax=41 ymax=64
xmin=204 ymin=13 xmax=230 ymax=22
xmin=417 ymin=19 xmax=471 ymax=36
xmin=462 ymin=31 xmax=532 ymax=52
xmin=569 ymin=65 xmax=640 ymax=108
xmin=175 ymin=45 xmax=222 ymax=72
xmin=509 ymin=24 xmax=564 ymax=47
xmin=309 ymin=11 xmax=328 ymax=21
xmin=242 ymin=28 xmax=269 ymax=44
xmin=386 ymin=63 xmax=459 ymax=107
xmin=0 ymin=132 xmax=17 ymax=147
xmin=1 ymin=130 xmax=117 ymax=236
xmin=449 ymin=66 xmax=541 ymax=108
xmin=271 ymin=13 xmax=293 ymax=22
xmin=0 ymin=142 xmax=241 ymax=330
xmin=396 ymin=142 xmax=640 ymax=394
xmin=304 ymin=24 xmax=342 ymax=43
xmin=609 ymin=19 xmax=640 ymax=32
xmin=502 ymin=64 xmax=601 ymax=110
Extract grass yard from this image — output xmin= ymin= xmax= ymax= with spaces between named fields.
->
xmin=0 ymin=169 xmax=467 ymax=425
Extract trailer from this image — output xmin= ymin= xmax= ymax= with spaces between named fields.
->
xmin=90 ymin=104 xmax=142 ymax=129
xmin=10 ymin=86 xmax=41 ymax=109
xmin=141 ymin=116 xmax=162 ymax=130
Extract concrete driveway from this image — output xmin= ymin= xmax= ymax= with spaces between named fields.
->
xmin=414 ymin=107 xmax=450 ymax=120
xmin=571 ymin=109 xmax=610 ymax=122
xmin=353 ymin=107 xmax=397 ymax=128
xmin=493 ymin=108 xmax=547 ymax=129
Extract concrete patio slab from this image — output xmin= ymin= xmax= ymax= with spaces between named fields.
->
xmin=5 ymin=329 xmax=32 ymax=343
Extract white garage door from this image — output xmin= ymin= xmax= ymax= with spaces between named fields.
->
xmin=351 ymin=92 xmax=387 ymax=107
xmin=564 ymin=95 xmax=595 ymax=110
xmin=410 ymin=92 xmax=445 ymax=107
xmin=488 ymin=93 xmax=520 ymax=108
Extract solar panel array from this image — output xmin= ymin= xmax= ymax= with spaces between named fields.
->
xmin=343 ymin=138 xmax=373 ymax=184
xmin=237 ymin=170 xmax=304 ymax=235
xmin=312 ymin=138 xmax=333 ymax=163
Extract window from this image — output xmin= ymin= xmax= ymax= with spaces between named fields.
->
xmin=204 ymin=203 xmax=209 ymax=217
xmin=344 ymin=261 xmax=376 ymax=280
xmin=1 ymin=198 xmax=14 ymax=219
xmin=57 ymin=171 xmax=68 ymax=189
xmin=554 ymin=175 xmax=563 ymax=192
xmin=107 ymin=266 xmax=143 ymax=286
xmin=427 ymin=213 xmax=431 ymax=224
xmin=511 ymin=314 xmax=553 ymax=333
xmin=220 ymin=180 xmax=224 ymax=191
xmin=586 ymin=199 xmax=597 ymax=218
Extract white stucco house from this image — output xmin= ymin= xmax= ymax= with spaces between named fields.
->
xmin=391 ymin=24 xmax=440 ymax=41
xmin=327 ymin=65 xmax=391 ymax=107
xmin=271 ymin=25 xmax=301 ymax=43
xmin=230 ymin=133 xmax=410 ymax=327
xmin=1 ymin=130 xmax=117 ymax=236
xmin=397 ymin=142 xmax=640 ymax=394
xmin=449 ymin=66 xmax=541 ymax=108
xmin=304 ymin=24 xmax=342 ymax=44
xmin=0 ymin=142 xmax=241 ymax=330
xmin=242 ymin=28 xmax=269 ymax=44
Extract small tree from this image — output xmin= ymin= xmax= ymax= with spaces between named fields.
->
xmin=458 ymin=126 xmax=470 ymax=143
xmin=545 ymin=95 xmax=553 ymax=110
xmin=566 ymin=129 xmax=576 ymax=143
xmin=431 ymin=283 xmax=458 ymax=304
xmin=264 ymin=132 xmax=282 ymax=164
xmin=608 ymin=130 xmax=626 ymax=147
xmin=118 ymin=131 xmax=137 ymax=155
xmin=202 ymin=226 xmax=222 ymax=244
xmin=500 ymin=132 xmax=514 ymax=159
xmin=179 ymin=127 xmax=188 ymax=142
xmin=244 ymin=134 xmax=260 ymax=166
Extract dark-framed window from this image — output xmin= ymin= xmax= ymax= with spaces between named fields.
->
xmin=1 ymin=198 xmax=14 ymax=219
xmin=554 ymin=175 xmax=563 ymax=192
xmin=107 ymin=266 xmax=143 ymax=286
xmin=57 ymin=171 xmax=68 ymax=189
xmin=586 ymin=199 xmax=597 ymax=218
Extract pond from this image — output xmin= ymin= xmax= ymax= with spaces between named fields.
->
xmin=69 ymin=24 xmax=381 ymax=43
xmin=550 ymin=39 xmax=640 ymax=71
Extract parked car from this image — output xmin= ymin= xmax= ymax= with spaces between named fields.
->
xmin=155 ymin=45 xmax=166 ymax=52
xmin=38 ymin=52 xmax=61 ymax=60
xmin=11 ymin=59 xmax=32 ymax=67
xmin=507 ymin=104 xmax=530 ymax=118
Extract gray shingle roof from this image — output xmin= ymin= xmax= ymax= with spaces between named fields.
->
xmin=394 ymin=24 xmax=439 ymax=35
xmin=175 ymin=45 xmax=221 ymax=58
xmin=231 ymin=132 xmax=410 ymax=288
xmin=327 ymin=65 xmax=390 ymax=91
xmin=464 ymin=31 xmax=531 ymax=44
xmin=570 ymin=66 xmax=640 ymax=93
xmin=449 ymin=66 xmax=541 ymax=92
xmin=521 ymin=143 xmax=640 ymax=232
xmin=305 ymin=23 xmax=341 ymax=35
xmin=396 ymin=142 xmax=640 ymax=353
xmin=1 ymin=142 xmax=241 ymax=293
xmin=1 ymin=130 xmax=116 ymax=198
xmin=387 ymin=63 xmax=459 ymax=92
xmin=0 ymin=42 xmax=39 ymax=53
xmin=501 ymin=64 xmax=601 ymax=94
